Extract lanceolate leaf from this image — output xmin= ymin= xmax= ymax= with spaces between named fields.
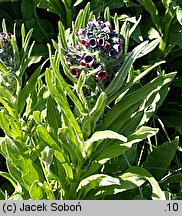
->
xmin=84 ymin=126 xmax=158 ymax=178
xmin=37 ymin=125 xmax=74 ymax=180
xmin=102 ymin=72 xmax=176 ymax=130
xmin=105 ymin=41 xmax=149 ymax=101
xmin=2 ymin=137 xmax=41 ymax=191
xmin=77 ymin=166 xmax=165 ymax=200
xmin=143 ymin=137 xmax=179 ymax=180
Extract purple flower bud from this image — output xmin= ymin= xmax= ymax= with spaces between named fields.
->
xmin=104 ymin=42 xmax=111 ymax=49
xmin=71 ymin=68 xmax=79 ymax=78
xmin=113 ymin=44 xmax=121 ymax=53
xmin=80 ymin=60 xmax=87 ymax=67
xmin=87 ymin=22 xmax=95 ymax=29
xmin=65 ymin=54 xmax=69 ymax=62
xmin=81 ymin=39 xmax=89 ymax=46
xmin=115 ymin=55 xmax=121 ymax=60
xmin=96 ymin=70 xmax=107 ymax=80
xmin=84 ymin=55 xmax=94 ymax=66
xmin=109 ymin=49 xmax=116 ymax=57
xmin=97 ymin=20 xmax=104 ymax=26
xmin=82 ymin=28 xmax=88 ymax=36
xmin=87 ymin=32 xmax=94 ymax=37
xmin=89 ymin=38 xmax=97 ymax=48
xmin=118 ymin=39 xmax=123 ymax=45
xmin=76 ymin=54 xmax=82 ymax=60
xmin=98 ymin=38 xmax=105 ymax=46
xmin=0 ymin=32 xmax=6 ymax=37
xmin=7 ymin=32 xmax=12 ymax=39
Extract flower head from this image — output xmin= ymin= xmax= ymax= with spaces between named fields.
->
xmin=65 ymin=20 xmax=123 ymax=85
xmin=0 ymin=32 xmax=14 ymax=70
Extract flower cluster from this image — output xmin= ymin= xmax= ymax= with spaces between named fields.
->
xmin=0 ymin=32 xmax=13 ymax=70
xmin=65 ymin=20 xmax=123 ymax=84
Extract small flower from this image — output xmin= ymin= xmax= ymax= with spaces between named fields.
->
xmin=80 ymin=60 xmax=87 ymax=67
xmin=71 ymin=68 xmax=79 ymax=78
xmin=87 ymin=22 xmax=95 ymax=29
xmin=96 ymin=70 xmax=107 ymax=80
xmin=89 ymin=38 xmax=97 ymax=48
xmin=81 ymin=39 xmax=89 ymax=46
xmin=98 ymin=38 xmax=104 ymax=46
xmin=104 ymin=21 xmax=112 ymax=28
xmin=76 ymin=54 xmax=82 ymax=60
xmin=0 ymin=32 xmax=14 ymax=70
xmin=84 ymin=55 xmax=94 ymax=66
xmin=104 ymin=42 xmax=111 ymax=49
xmin=109 ymin=49 xmax=116 ymax=57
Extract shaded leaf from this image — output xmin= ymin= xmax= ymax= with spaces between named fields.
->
xmin=144 ymin=137 xmax=179 ymax=180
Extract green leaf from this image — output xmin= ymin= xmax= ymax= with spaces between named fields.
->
xmin=136 ymin=0 xmax=161 ymax=33
xmin=85 ymin=130 xmax=127 ymax=156
xmin=77 ymin=174 xmax=120 ymax=199
xmin=118 ymin=166 xmax=165 ymax=200
xmin=160 ymin=174 xmax=182 ymax=190
xmin=0 ymin=171 xmax=22 ymax=194
xmin=33 ymin=0 xmax=66 ymax=22
xmin=45 ymin=68 xmax=85 ymax=145
xmin=85 ymin=126 xmax=158 ymax=177
xmin=78 ymin=166 xmax=165 ymax=200
xmin=21 ymin=0 xmax=54 ymax=43
xmin=105 ymin=41 xmax=149 ymax=103
xmin=82 ymin=92 xmax=107 ymax=138
xmin=144 ymin=137 xmax=179 ymax=180
xmin=3 ymin=137 xmax=41 ymax=190
xmin=37 ymin=125 xmax=74 ymax=180
xmin=73 ymin=0 xmax=84 ymax=7
xmin=46 ymin=96 xmax=61 ymax=136
xmin=40 ymin=146 xmax=53 ymax=170
xmin=74 ymin=2 xmax=90 ymax=30
xmin=158 ymin=103 xmax=182 ymax=136
xmin=176 ymin=6 xmax=182 ymax=25
xmin=30 ymin=180 xmax=46 ymax=200
xmin=18 ymin=66 xmax=41 ymax=115
xmin=102 ymin=72 xmax=176 ymax=130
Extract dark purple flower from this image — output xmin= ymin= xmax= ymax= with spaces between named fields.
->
xmin=96 ymin=70 xmax=107 ymax=80
xmin=97 ymin=20 xmax=104 ymax=26
xmin=98 ymin=38 xmax=105 ymax=46
xmin=89 ymin=38 xmax=97 ymax=48
xmin=7 ymin=33 xmax=12 ymax=39
xmin=87 ymin=32 xmax=94 ymax=37
xmin=71 ymin=68 xmax=79 ymax=78
xmin=84 ymin=55 xmax=94 ymax=66
xmin=92 ymin=62 xmax=101 ymax=69
xmin=118 ymin=39 xmax=123 ymax=45
xmin=76 ymin=54 xmax=82 ymax=60
xmin=109 ymin=49 xmax=116 ymax=57
xmin=104 ymin=42 xmax=111 ymax=49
